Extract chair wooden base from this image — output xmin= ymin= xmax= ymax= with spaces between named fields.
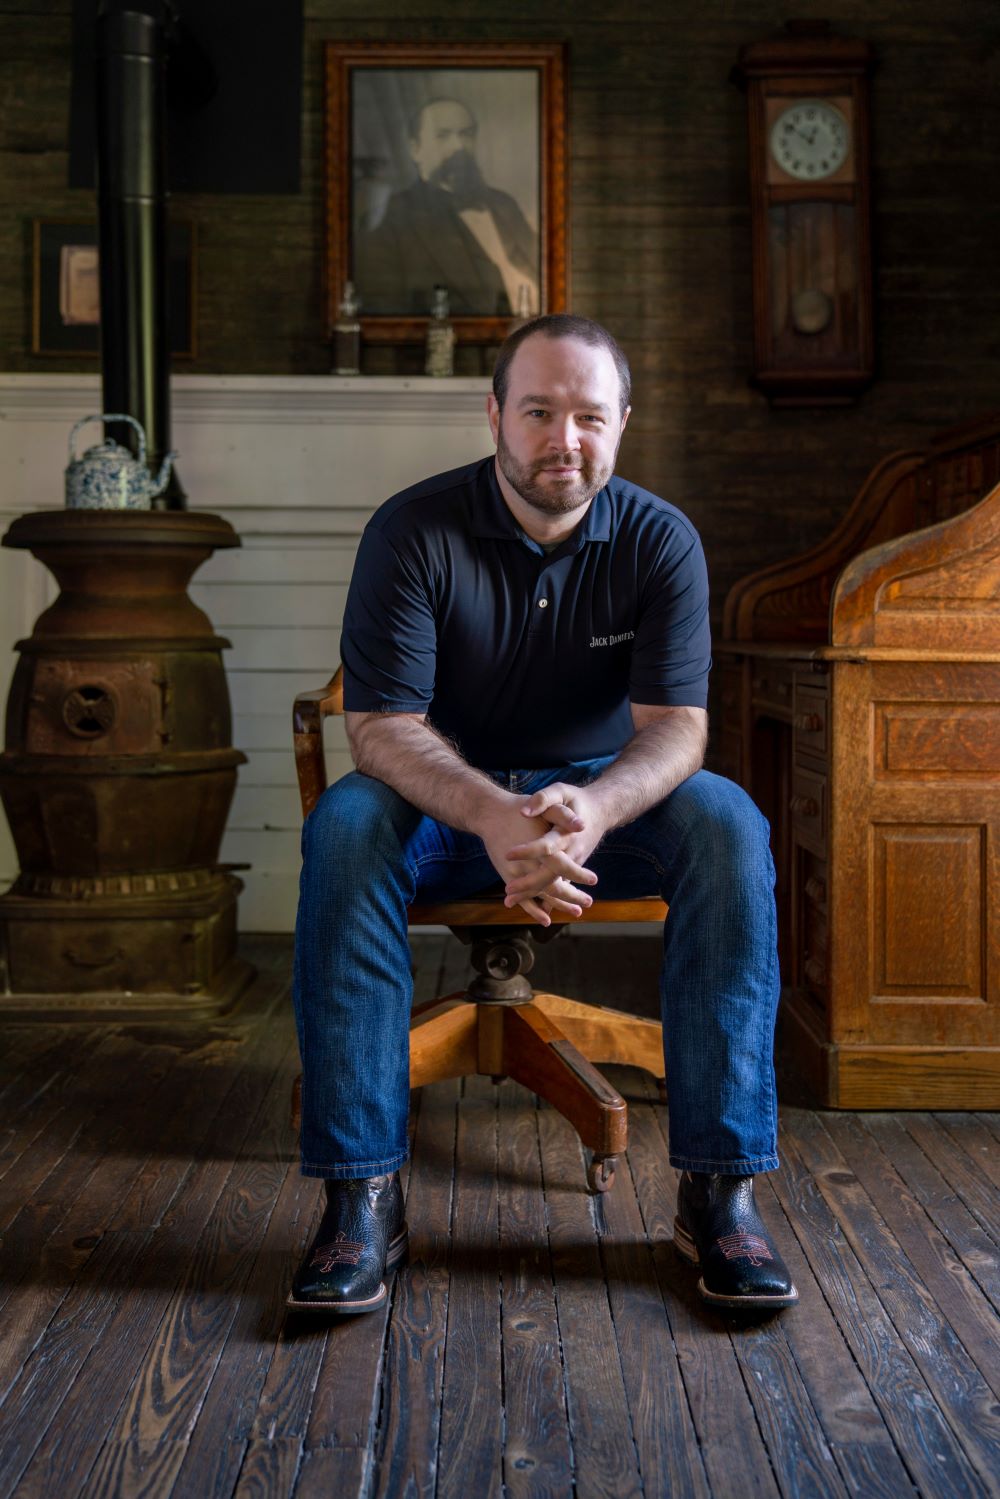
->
xmin=410 ymin=989 xmax=664 ymax=1191
xmin=290 ymin=977 xmax=665 ymax=1195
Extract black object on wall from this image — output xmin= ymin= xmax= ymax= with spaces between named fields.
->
xmin=70 ymin=0 xmax=304 ymax=194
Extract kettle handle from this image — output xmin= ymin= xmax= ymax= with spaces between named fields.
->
xmin=68 ymin=413 xmax=147 ymax=464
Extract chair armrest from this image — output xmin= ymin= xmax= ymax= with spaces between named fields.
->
xmin=293 ymin=667 xmax=344 ymax=819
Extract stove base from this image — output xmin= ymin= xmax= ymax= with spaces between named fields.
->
xmin=0 ymin=872 xmax=256 ymax=1020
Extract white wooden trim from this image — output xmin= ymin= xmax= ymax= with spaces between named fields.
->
xmin=0 ymin=373 xmax=492 ymax=424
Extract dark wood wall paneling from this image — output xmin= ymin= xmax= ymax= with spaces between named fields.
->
xmin=3 ymin=1 xmax=1000 ymax=683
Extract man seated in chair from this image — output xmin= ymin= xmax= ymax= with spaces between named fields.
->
xmin=289 ymin=313 xmax=797 ymax=1314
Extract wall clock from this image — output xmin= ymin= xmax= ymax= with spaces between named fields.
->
xmin=734 ymin=21 xmax=875 ymax=406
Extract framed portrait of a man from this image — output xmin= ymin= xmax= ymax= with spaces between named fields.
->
xmin=324 ymin=42 xmax=567 ymax=343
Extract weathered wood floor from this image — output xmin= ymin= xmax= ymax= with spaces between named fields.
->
xmin=1 ymin=933 xmax=998 ymax=1499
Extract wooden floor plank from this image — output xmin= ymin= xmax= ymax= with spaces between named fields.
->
xmin=598 ymin=1081 xmax=711 ymax=1499
xmin=638 ymin=1078 xmax=861 ymax=1499
xmin=0 ymin=1027 xmax=185 ymax=1318
xmin=293 ymin=1446 xmax=370 ymax=1498
xmin=626 ymin=1088 xmax=781 ymax=1499
xmin=233 ymin=1438 xmax=304 ymax=1497
xmin=791 ymin=1113 xmax=1000 ymax=1494
xmin=165 ymin=1161 xmax=309 ymax=1497
xmin=538 ymin=1104 xmax=644 ymax=1499
xmin=436 ymin=1082 xmax=503 ymax=1499
xmin=496 ymin=1080 xmax=575 ymax=1497
xmin=0 ymin=1024 xmax=85 ymax=1118
xmin=899 ymin=1114 xmax=1000 ymax=1245
xmin=757 ymin=1177 xmax=918 ymax=1499
xmin=0 ymin=1028 xmax=110 ymax=1191
xmin=826 ymin=1112 xmax=1000 ymax=1397
xmin=94 ymin=1023 xmax=302 ymax=1464
xmin=0 ymin=1027 xmax=201 ymax=1436
xmin=728 ymin=1317 xmax=850 ymax=1499
xmin=366 ymin=1077 xmax=459 ymax=1499
xmin=932 ymin=1112 xmax=1000 ymax=1196
xmin=776 ymin=1112 xmax=990 ymax=1499
xmin=77 ymin=1438 xmax=188 ymax=1498
xmin=861 ymin=1114 xmax=1000 ymax=1316
xmin=9 ymin=1006 xmax=300 ymax=1497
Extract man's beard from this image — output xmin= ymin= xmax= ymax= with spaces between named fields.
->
xmin=430 ymin=149 xmax=487 ymax=208
xmin=496 ymin=424 xmax=615 ymax=518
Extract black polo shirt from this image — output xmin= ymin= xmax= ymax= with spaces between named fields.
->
xmin=341 ymin=456 xmax=711 ymax=769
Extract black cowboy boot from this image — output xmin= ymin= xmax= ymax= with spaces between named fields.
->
xmin=673 ymin=1171 xmax=798 ymax=1309
xmin=287 ymin=1172 xmax=408 ymax=1314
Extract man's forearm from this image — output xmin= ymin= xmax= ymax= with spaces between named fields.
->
xmin=586 ymin=711 xmax=707 ymax=834
xmin=346 ymin=711 xmax=510 ymax=832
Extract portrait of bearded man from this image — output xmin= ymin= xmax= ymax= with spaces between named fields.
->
xmin=353 ymin=95 xmax=541 ymax=318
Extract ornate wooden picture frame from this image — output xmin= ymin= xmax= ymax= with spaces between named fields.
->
xmin=324 ymin=41 xmax=568 ymax=344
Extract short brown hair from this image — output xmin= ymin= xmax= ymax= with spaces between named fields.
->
xmin=492 ymin=314 xmax=632 ymax=417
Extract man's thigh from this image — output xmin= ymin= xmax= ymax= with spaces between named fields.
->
xmin=587 ymin=769 xmax=741 ymax=900
xmin=405 ymin=813 xmax=499 ymax=904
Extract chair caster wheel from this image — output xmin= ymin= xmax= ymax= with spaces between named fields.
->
xmin=587 ymin=1154 xmax=617 ymax=1194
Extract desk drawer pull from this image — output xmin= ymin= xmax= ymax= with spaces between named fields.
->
xmin=790 ymin=794 xmax=819 ymax=818
xmin=804 ymin=956 xmax=826 ymax=989
xmin=794 ymin=712 xmax=824 ymax=733
xmin=804 ymin=875 xmax=827 ymax=905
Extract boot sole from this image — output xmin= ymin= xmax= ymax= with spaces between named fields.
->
xmin=286 ymin=1225 xmax=409 ymax=1314
xmin=673 ymin=1216 xmax=799 ymax=1309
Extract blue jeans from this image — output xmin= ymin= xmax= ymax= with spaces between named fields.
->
xmin=292 ymin=761 xmax=781 ymax=1180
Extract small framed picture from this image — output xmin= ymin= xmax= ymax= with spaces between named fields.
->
xmin=324 ymin=41 xmax=568 ymax=343
xmin=31 ymin=219 xmax=197 ymax=358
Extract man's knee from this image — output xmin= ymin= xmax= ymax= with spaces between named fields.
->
xmin=302 ymin=771 xmax=418 ymax=875
xmin=667 ymin=770 xmax=772 ymax=868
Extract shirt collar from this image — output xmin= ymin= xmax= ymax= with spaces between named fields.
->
xmin=472 ymin=457 xmax=612 ymax=552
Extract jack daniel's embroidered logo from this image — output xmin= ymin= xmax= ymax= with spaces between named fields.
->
xmin=310 ymin=1231 xmax=364 ymax=1270
xmin=589 ymin=630 xmax=634 ymax=648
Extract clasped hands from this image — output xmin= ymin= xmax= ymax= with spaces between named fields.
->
xmin=479 ymin=783 xmax=607 ymax=927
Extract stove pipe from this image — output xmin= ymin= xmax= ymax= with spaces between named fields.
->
xmin=95 ymin=0 xmax=185 ymax=508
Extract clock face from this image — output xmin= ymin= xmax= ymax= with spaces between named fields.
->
xmin=770 ymin=100 xmax=850 ymax=181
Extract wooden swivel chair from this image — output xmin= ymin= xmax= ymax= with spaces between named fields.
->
xmin=292 ymin=670 xmax=667 ymax=1193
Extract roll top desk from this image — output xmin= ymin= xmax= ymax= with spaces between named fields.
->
xmin=718 ymin=413 xmax=1000 ymax=1107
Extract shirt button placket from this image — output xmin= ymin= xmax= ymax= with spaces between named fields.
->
xmin=528 ymin=591 xmax=549 ymax=637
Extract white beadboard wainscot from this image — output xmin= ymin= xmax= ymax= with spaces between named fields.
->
xmin=0 ymin=374 xmax=493 ymax=931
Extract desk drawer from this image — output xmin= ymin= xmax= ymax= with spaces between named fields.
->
xmin=751 ymin=661 xmax=794 ymax=719
xmin=795 ymin=848 xmax=829 ymax=1011
xmin=791 ymin=764 xmax=827 ymax=854
xmin=793 ymin=680 xmax=829 ymax=763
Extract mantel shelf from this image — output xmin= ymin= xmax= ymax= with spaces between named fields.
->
xmin=0 ymin=373 xmax=493 ymax=425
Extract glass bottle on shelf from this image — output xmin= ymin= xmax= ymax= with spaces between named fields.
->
xmin=425 ymin=285 xmax=455 ymax=377
xmin=509 ymin=282 xmax=534 ymax=332
xmin=332 ymin=281 xmax=361 ymax=375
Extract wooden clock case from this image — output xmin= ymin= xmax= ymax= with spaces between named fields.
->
xmin=735 ymin=21 xmax=875 ymax=406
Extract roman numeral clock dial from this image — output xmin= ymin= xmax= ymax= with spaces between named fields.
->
xmin=734 ymin=21 xmax=875 ymax=405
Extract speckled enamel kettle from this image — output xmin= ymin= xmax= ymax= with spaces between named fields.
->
xmin=65 ymin=413 xmax=176 ymax=510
